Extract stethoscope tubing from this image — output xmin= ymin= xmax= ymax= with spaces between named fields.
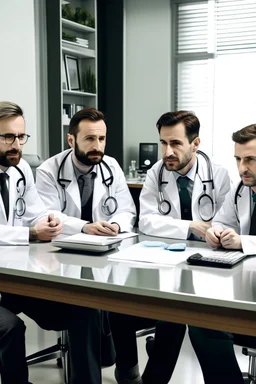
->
xmin=57 ymin=150 xmax=118 ymax=215
xmin=157 ymin=151 xmax=216 ymax=221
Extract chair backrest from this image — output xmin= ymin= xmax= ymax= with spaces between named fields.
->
xmin=22 ymin=154 xmax=43 ymax=181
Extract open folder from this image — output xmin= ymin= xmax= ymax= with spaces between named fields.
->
xmin=52 ymin=232 xmax=138 ymax=253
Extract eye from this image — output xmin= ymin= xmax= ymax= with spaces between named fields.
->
xmin=99 ymin=137 xmax=105 ymax=142
xmin=5 ymin=134 xmax=14 ymax=140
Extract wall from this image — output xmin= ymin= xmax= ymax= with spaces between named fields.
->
xmin=123 ymin=0 xmax=172 ymax=172
xmin=0 ymin=0 xmax=47 ymax=158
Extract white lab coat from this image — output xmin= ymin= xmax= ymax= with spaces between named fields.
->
xmin=139 ymin=157 xmax=230 ymax=240
xmin=212 ymin=182 xmax=256 ymax=255
xmin=0 ymin=159 xmax=51 ymax=245
xmin=36 ymin=149 xmax=136 ymax=234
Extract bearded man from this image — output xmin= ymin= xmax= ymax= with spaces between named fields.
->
xmin=36 ymin=107 xmax=136 ymax=235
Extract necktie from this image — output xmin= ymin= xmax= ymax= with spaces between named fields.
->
xmin=0 ymin=173 xmax=9 ymax=220
xmin=177 ymin=176 xmax=192 ymax=220
xmin=78 ymin=173 xmax=94 ymax=207
xmin=249 ymin=202 xmax=256 ymax=235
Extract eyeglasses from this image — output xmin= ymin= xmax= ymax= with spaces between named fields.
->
xmin=0 ymin=134 xmax=30 ymax=145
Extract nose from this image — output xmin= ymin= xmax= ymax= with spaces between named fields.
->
xmin=239 ymin=160 xmax=248 ymax=174
xmin=165 ymin=145 xmax=174 ymax=157
xmin=92 ymin=139 xmax=101 ymax=151
xmin=11 ymin=137 xmax=21 ymax=150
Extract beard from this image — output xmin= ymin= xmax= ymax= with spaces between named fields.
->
xmin=74 ymin=142 xmax=104 ymax=166
xmin=240 ymin=172 xmax=256 ymax=187
xmin=163 ymin=153 xmax=193 ymax=172
xmin=0 ymin=149 xmax=22 ymax=167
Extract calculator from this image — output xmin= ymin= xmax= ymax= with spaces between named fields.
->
xmin=186 ymin=250 xmax=253 ymax=269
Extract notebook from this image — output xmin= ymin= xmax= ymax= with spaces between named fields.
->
xmin=52 ymin=233 xmax=122 ymax=254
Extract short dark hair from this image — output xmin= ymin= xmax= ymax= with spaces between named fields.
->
xmin=69 ymin=108 xmax=105 ymax=136
xmin=0 ymin=101 xmax=23 ymax=121
xmin=232 ymin=124 xmax=256 ymax=144
xmin=156 ymin=110 xmax=200 ymax=143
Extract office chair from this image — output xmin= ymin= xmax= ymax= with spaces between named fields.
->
xmin=26 ymin=330 xmax=69 ymax=383
xmin=22 ymin=154 xmax=43 ymax=181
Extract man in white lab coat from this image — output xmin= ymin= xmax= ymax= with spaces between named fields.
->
xmin=139 ymin=110 xmax=230 ymax=240
xmin=36 ymin=107 xmax=136 ymax=236
xmin=110 ymin=111 xmax=231 ymax=384
xmin=188 ymin=123 xmax=256 ymax=384
xmin=0 ymin=102 xmax=103 ymax=384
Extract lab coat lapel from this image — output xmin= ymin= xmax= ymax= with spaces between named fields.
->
xmin=92 ymin=162 xmax=108 ymax=213
xmin=192 ymin=156 xmax=212 ymax=220
xmin=238 ymin=187 xmax=251 ymax=234
xmin=62 ymin=154 xmax=81 ymax=212
xmin=162 ymin=168 xmax=180 ymax=216
xmin=8 ymin=167 xmax=17 ymax=225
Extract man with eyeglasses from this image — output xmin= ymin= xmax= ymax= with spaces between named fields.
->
xmin=0 ymin=102 xmax=63 ymax=243
xmin=0 ymin=101 xmax=103 ymax=384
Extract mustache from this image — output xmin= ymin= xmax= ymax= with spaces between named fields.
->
xmin=241 ymin=172 xmax=253 ymax=177
xmin=163 ymin=155 xmax=178 ymax=161
xmin=87 ymin=151 xmax=104 ymax=157
xmin=6 ymin=149 xmax=21 ymax=155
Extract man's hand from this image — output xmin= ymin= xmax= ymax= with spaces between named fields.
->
xmin=189 ymin=221 xmax=211 ymax=239
xmin=220 ymin=228 xmax=242 ymax=250
xmin=82 ymin=221 xmax=119 ymax=236
xmin=205 ymin=227 xmax=223 ymax=248
xmin=30 ymin=214 xmax=63 ymax=241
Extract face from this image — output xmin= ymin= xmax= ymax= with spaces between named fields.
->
xmin=235 ymin=139 xmax=256 ymax=189
xmin=160 ymin=122 xmax=200 ymax=174
xmin=67 ymin=119 xmax=107 ymax=166
xmin=0 ymin=115 xmax=25 ymax=170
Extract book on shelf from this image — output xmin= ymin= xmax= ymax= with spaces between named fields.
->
xmin=63 ymin=104 xmax=85 ymax=118
xmin=76 ymin=37 xmax=89 ymax=48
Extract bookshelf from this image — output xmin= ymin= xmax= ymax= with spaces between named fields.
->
xmin=61 ymin=0 xmax=97 ymax=150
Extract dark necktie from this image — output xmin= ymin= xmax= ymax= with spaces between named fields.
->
xmin=0 ymin=173 xmax=9 ymax=220
xmin=177 ymin=176 xmax=192 ymax=220
xmin=78 ymin=173 xmax=94 ymax=207
xmin=249 ymin=197 xmax=256 ymax=235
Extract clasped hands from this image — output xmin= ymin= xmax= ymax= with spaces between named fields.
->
xmin=30 ymin=213 xmax=63 ymax=241
xmin=205 ymin=227 xmax=242 ymax=250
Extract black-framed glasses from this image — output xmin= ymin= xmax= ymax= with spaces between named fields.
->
xmin=0 ymin=134 xmax=30 ymax=145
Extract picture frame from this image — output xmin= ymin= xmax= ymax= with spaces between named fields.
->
xmin=64 ymin=55 xmax=81 ymax=91
xmin=61 ymin=54 xmax=68 ymax=90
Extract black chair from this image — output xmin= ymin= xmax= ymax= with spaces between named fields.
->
xmin=22 ymin=154 xmax=43 ymax=181
xmin=26 ymin=330 xmax=69 ymax=384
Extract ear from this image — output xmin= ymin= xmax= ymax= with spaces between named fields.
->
xmin=192 ymin=137 xmax=200 ymax=152
xmin=67 ymin=134 xmax=74 ymax=148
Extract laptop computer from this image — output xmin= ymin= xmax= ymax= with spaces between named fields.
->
xmin=52 ymin=233 xmax=122 ymax=254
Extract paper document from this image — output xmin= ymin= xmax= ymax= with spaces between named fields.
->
xmin=108 ymin=241 xmax=198 ymax=266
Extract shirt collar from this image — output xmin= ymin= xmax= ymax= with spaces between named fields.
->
xmin=173 ymin=158 xmax=197 ymax=182
xmin=72 ymin=162 xmax=96 ymax=180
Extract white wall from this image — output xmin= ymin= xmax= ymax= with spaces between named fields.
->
xmin=0 ymin=0 xmax=44 ymax=157
xmin=123 ymin=0 xmax=172 ymax=172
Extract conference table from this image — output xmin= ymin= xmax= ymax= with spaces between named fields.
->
xmin=0 ymin=234 xmax=256 ymax=336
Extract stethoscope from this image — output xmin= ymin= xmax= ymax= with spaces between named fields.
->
xmin=57 ymin=150 xmax=118 ymax=216
xmin=234 ymin=180 xmax=256 ymax=223
xmin=158 ymin=150 xmax=216 ymax=221
xmin=13 ymin=166 xmax=26 ymax=218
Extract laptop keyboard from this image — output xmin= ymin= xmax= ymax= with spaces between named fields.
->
xmin=186 ymin=250 xmax=252 ymax=269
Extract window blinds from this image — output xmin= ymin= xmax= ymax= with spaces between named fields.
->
xmin=216 ymin=0 xmax=256 ymax=54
